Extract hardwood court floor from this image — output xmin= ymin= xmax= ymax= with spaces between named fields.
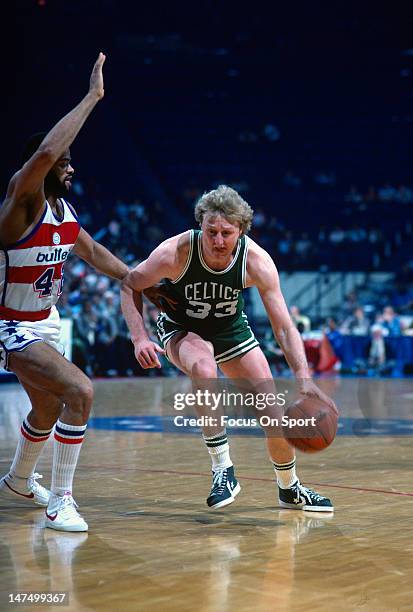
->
xmin=0 ymin=378 xmax=412 ymax=612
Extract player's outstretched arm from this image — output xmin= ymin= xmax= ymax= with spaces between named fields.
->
xmin=246 ymin=242 xmax=337 ymax=409
xmin=0 ymin=53 xmax=106 ymax=246
xmin=73 ymin=229 xmax=129 ymax=280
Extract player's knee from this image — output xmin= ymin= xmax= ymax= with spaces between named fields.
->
xmin=65 ymin=379 xmax=94 ymax=413
xmin=77 ymin=380 xmax=94 ymax=407
xmin=191 ymin=358 xmax=217 ymax=379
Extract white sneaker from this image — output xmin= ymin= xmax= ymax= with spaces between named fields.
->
xmin=0 ymin=473 xmax=50 ymax=507
xmin=45 ymin=493 xmax=88 ymax=532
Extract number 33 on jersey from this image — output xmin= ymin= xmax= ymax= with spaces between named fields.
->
xmin=162 ymin=229 xmax=249 ymax=330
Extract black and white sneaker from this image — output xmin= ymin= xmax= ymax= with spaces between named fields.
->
xmin=278 ymin=480 xmax=334 ymax=512
xmin=207 ymin=466 xmax=241 ymax=510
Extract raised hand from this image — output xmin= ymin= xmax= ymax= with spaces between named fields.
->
xmin=89 ymin=52 xmax=106 ymax=100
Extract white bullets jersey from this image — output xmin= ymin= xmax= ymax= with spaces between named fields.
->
xmin=0 ymin=199 xmax=80 ymax=321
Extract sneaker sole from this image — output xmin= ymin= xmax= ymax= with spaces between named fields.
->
xmin=209 ymin=483 xmax=241 ymax=510
xmin=0 ymin=500 xmax=48 ymax=508
xmin=0 ymin=492 xmax=49 ymax=508
xmin=45 ymin=521 xmax=89 ymax=532
xmin=279 ymin=500 xmax=334 ymax=512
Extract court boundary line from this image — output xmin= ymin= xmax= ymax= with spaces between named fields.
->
xmin=80 ymin=464 xmax=413 ymax=497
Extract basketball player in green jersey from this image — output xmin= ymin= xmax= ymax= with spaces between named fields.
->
xmin=121 ymin=185 xmax=336 ymax=512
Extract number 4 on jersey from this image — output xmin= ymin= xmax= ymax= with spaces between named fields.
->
xmin=33 ymin=267 xmax=55 ymax=297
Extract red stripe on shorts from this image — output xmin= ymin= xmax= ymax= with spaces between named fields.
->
xmin=0 ymin=306 xmax=51 ymax=321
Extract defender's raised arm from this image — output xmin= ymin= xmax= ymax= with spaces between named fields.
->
xmin=0 ymin=53 xmax=106 ymax=246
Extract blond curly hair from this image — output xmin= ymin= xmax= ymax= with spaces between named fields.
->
xmin=194 ymin=185 xmax=254 ymax=234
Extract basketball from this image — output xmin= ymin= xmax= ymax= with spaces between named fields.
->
xmin=282 ymin=397 xmax=338 ymax=453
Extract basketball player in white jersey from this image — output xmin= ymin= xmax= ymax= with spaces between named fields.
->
xmin=0 ymin=53 xmax=129 ymax=531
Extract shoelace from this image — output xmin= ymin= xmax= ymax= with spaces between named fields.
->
xmin=56 ymin=495 xmax=80 ymax=518
xmin=27 ymin=473 xmax=44 ymax=491
xmin=297 ymin=483 xmax=324 ymax=503
xmin=212 ymin=470 xmax=228 ymax=495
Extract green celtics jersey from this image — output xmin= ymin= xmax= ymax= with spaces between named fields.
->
xmin=162 ymin=229 xmax=249 ymax=334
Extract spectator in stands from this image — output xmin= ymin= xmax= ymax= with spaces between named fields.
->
xmin=329 ymin=227 xmax=345 ymax=245
xmin=368 ymin=227 xmax=383 ymax=245
xmin=377 ymin=184 xmax=397 ymax=202
xmin=367 ymin=324 xmax=395 ymax=375
xmin=290 ymin=305 xmax=311 ymax=332
xmin=396 ymin=184 xmax=413 ymax=204
xmin=347 ymin=225 xmax=367 ymax=243
xmin=260 ymin=329 xmax=287 ymax=375
xmin=57 ymin=293 xmax=73 ymax=320
xmin=267 ymin=216 xmax=286 ymax=235
xmin=94 ymin=311 xmax=119 ymax=376
xmin=73 ymin=302 xmax=98 ymax=375
xmin=263 ymin=123 xmax=280 ymax=142
xmin=294 ymin=232 xmax=312 ymax=260
xmin=403 ymin=321 xmax=413 ymax=337
xmin=344 ymin=185 xmax=363 ymax=203
xmin=324 ymin=317 xmax=344 ymax=362
xmin=341 ymin=307 xmax=370 ymax=336
xmin=253 ymin=208 xmax=266 ymax=228
xmin=342 ymin=291 xmax=359 ymax=316
xmin=381 ymin=306 xmax=402 ymax=336
xmin=277 ymin=231 xmax=293 ymax=258
xmin=102 ymin=290 xmax=119 ymax=318
xmin=318 ymin=226 xmax=327 ymax=242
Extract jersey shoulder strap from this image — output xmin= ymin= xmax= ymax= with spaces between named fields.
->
xmin=241 ymin=234 xmax=249 ymax=288
xmin=170 ymin=229 xmax=195 ymax=284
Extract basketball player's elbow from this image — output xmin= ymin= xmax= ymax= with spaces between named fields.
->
xmin=19 ymin=149 xmax=55 ymax=185
xmin=120 ymin=275 xmax=134 ymax=295
xmin=30 ymin=147 xmax=56 ymax=171
xmin=121 ymin=272 xmax=141 ymax=295
xmin=36 ymin=145 xmax=54 ymax=160
xmin=273 ymin=321 xmax=295 ymax=343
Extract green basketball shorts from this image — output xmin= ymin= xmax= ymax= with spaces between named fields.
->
xmin=156 ymin=312 xmax=259 ymax=365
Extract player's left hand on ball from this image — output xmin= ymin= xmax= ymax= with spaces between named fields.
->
xmin=298 ymin=379 xmax=338 ymax=414
xmin=134 ymin=339 xmax=165 ymax=369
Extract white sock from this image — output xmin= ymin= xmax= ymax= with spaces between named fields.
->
xmin=203 ymin=430 xmax=232 ymax=471
xmin=8 ymin=418 xmax=53 ymax=489
xmin=272 ymin=458 xmax=297 ymax=489
xmin=51 ymin=420 xmax=87 ymax=497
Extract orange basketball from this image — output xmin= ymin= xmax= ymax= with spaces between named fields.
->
xmin=282 ymin=397 xmax=338 ymax=453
